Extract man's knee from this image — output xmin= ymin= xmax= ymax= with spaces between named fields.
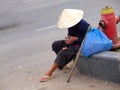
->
xmin=52 ymin=41 xmax=58 ymax=51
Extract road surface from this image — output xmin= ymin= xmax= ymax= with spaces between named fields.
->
xmin=0 ymin=0 xmax=120 ymax=90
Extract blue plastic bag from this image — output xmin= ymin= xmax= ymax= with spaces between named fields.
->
xmin=81 ymin=28 xmax=113 ymax=57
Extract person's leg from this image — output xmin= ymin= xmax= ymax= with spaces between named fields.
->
xmin=42 ymin=40 xmax=65 ymax=76
xmin=52 ymin=40 xmax=67 ymax=54
xmin=44 ymin=63 xmax=58 ymax=76
xmin=40 ymin=46 xmax=78 ymax=82
xmin=55 ymin=45 xmax=78 ymax=70
xmin=40 ymin=63 xmax=58 ymax=82
xmin=52 ymin=40 xmax=69 ymax=69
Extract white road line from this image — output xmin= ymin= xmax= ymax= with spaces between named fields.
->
xmin=23 ymin=0 xmax=35 ymax=3
xmin=36 ymin=25 xmax=57 ymax=31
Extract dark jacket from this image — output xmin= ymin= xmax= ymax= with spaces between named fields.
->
xmin=68 ymin=19 xmax=90 ymax=45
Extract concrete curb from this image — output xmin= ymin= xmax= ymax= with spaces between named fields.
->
xmin=76 ymin=51 xmax=120 ymax=83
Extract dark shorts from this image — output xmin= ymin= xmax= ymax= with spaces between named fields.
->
xmin=52 ymin=40 xmax=79 ymax=70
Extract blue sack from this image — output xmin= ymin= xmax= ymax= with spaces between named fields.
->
xmin=81 ymin=28 xmax=113 ymax=57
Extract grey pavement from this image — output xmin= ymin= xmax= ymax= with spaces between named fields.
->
xmin=0 ymin=0 xmax=120 ymax=90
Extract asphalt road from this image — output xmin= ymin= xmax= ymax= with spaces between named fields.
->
xmin=0 ymin=0 xmax=120 ymax=90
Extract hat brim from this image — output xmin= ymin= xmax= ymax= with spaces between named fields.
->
xmin=57 ymin=9 xmax=84 ymax=29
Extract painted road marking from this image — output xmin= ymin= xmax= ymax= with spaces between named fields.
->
xmin=23 ymin=0 xmax=35 ymax=3
xmin=36 ymin=25 xmax=56 ymax=32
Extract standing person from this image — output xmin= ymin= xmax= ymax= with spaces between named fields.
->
xmin=40 ymin=9 xmax=91 ymax=82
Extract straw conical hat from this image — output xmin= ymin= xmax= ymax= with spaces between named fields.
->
xmin=57 ymin=9 xmax=84 ymax=29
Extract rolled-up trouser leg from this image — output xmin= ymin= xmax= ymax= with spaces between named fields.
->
xmin=54 ymin=45 xmax=78 ymax=70
xmin=52 ymin=40 xmax=67 ymax=54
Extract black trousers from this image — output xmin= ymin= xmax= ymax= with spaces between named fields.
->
xmin=52 ymin=40 xmax=79 ymax=70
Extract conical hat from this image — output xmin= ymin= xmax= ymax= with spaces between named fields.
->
xmin=57 ymin=9 xmax=84 ymax=29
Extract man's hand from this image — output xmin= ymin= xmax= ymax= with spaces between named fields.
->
xmin=64 ymin=36 xmax=78 ymax=45
xmin=62 ymin=47 xmax=68 ymax=51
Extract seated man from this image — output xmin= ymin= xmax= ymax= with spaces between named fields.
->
xmin=40 ymin=9 xmax=91 ymax=82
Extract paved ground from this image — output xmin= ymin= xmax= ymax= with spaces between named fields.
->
xmin=0 ymin=0 xmax=120 ymax=90
xmin=1 ymin=27 xmax=120 ymax=90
